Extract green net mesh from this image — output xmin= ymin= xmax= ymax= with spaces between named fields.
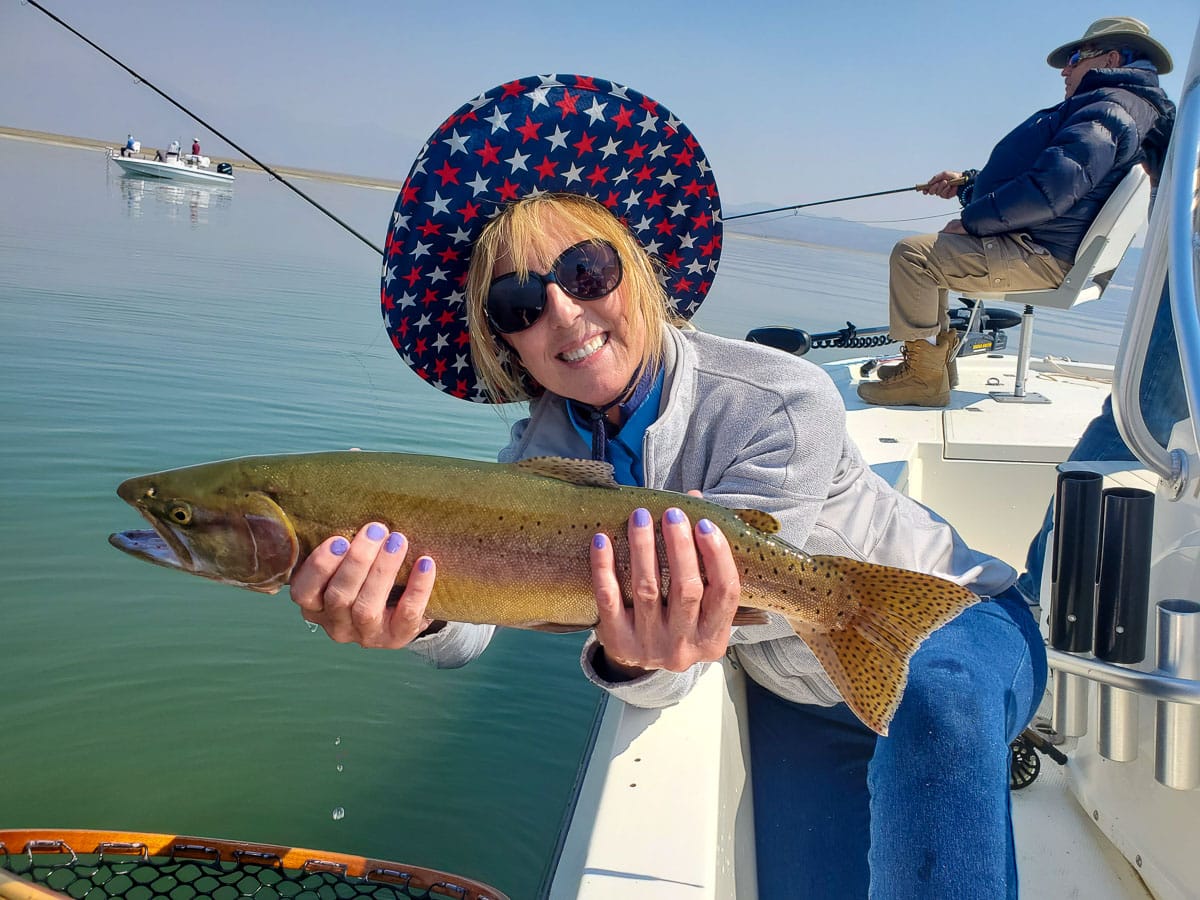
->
xmin=0 ymin=838 xmax=505 ymax=900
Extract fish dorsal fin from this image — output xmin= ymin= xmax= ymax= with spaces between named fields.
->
xmin=734 ymin=509 xmax=782 ymax=533
xmin=516 ymin=456 xmax=620 ymax=488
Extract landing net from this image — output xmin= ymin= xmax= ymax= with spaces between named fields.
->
xmin=0 ymin=831 xmax=507 ymax=900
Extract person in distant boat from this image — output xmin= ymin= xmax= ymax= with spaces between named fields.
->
xmin=858 ymin=16 xmax=1175 ymax=408
xmin=121 ymin=134 xmax=136 ymax=157
xmin=288 ymin=75 xmax=1046 ymax=900
xmin=191 ymin=137 xmax=200 ymax=156
xmin=166 ymin=139 xmax=180 ymax=160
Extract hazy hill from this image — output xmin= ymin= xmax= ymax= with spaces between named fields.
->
xmin=725 ymin=204 xmax=1142 ymax=287
xmin=724 ymin=203 xmax=914 ymax=255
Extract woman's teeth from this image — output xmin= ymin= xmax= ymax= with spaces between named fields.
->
xmin=560 ymin=335 xmax=606 ymax=362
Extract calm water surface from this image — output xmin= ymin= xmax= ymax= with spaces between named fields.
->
xmin=0 ymin=138 xmax=1128 ymax=897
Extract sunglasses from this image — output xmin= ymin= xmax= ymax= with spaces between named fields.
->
xmin=486 ymin=239 xmax=623 ymax=334
xmin=1067 ymin=47 xmax=1110 ymax=66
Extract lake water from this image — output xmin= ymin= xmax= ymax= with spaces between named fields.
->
xmin=0 ymin=137 xmax=1131 ymax=898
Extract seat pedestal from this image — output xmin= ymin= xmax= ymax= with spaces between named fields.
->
xmin=991 ymin=305 xmax=1051 ymax=403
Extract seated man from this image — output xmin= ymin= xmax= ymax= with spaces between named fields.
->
xmin=859 ymin=16 xmax=1174 ymax=408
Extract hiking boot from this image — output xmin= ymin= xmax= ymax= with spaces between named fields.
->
xmin=877 ymin=333 xmax=960 ymax=387
xmin=875 ymin=347 xmax=910 ymax=382
xmin=858 ymin=330 xmax=960 ymax=407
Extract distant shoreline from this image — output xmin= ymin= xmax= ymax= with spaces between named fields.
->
xmin=0 ymin=125 xmax=405 ymax=191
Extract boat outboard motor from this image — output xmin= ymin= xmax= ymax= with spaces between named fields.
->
xmin=216 ymin=163 xmax=233 ymax=175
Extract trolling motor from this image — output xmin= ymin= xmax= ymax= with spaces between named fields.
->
xmin=745 ymin=299 xmax=1020 ymax=374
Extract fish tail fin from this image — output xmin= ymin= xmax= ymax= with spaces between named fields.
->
xmin=786 ymin=559 xmax=981 ymax=736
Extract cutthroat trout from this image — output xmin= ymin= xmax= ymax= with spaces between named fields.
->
xmin=109 ymin=451 xmax=979 ymax=734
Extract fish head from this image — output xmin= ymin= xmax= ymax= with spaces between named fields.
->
xmin=109 ymin=465 xmax=299 ymax=593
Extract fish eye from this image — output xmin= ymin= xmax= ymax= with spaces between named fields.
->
xmin=169 ymin=504 xmax=192 ymax=525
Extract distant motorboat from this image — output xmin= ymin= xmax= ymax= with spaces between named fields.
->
xmin=107 ymin=147 xmax=235 ymax=184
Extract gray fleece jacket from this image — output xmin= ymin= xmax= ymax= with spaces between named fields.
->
xmin=407 ymin=326 xmax=1017 ymax=707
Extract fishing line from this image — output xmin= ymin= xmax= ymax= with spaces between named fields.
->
xmin=23 ymin=0 xmax=385 ymax=257
xmin=725 ymin=177 xmax=967 ymax=222
xmin=724 ymin=210 xmax=953 ymax=232
xmin=850 ymin=213 xmax=958 ymax=225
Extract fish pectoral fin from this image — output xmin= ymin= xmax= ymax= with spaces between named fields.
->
xmin=524 ymin=622 xmax=595 ymax=633
xmin=515 ymin=457 xmax=620 ymax=488
xmin=732 ymin=606 xmax=771 ymax=626
xmin=784 ymin=557 xmax=982 ymax=736
xmin=733 ymin=509 xmax=782 ymax=533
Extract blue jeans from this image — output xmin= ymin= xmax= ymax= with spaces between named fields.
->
xmin=1016 ymin=285 xmax=1185 ymax=601
xmin=747 ymin=587 xmax=1047 ymax=900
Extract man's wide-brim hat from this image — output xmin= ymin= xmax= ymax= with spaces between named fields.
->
xmin=1046 ymin=16 xmax=1173 ymax=74
xmin=381 ymin=74 xmax=722 ymax=402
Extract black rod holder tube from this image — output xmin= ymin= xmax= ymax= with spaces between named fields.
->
xmin=1050 ymin=470 xmax=1104 ymax=651
xmin=1094 ymin=488 xmax=1155 ymax=663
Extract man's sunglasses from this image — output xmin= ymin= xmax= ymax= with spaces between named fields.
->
xmin=1067 ymin=47 xmax=1110 ymax=67
xmin=486 ymin=240 xmax=623 ymax=334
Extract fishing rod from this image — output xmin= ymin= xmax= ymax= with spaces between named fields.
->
xmin=725 ymin=176 xmax=968 ymax=222
xmin=23 ymin=0 xmax=385 ymax=257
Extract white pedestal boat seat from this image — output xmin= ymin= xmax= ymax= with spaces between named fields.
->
xmin=958 ymin=165 xmax=1151 ymax=403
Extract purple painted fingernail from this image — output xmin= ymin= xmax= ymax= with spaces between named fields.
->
xmin=385 ymin=532 xmax=405 ymax=554
xmin=593 ymin=533 xmax=607 ymax=550
xmin=633 ymin=508 xmax=651 ymax=528
xmin=417 ymin=557 xmax=433 ymax=574
xmin=697 ymin=519 xmax=716 ymax=535
xmin=330 ymin=537 xmax=350 ymax=556
xmin=666 ymin=507 xmax=685 ymax=525
xmin=366 ymin=522 xmax=386 ymax=541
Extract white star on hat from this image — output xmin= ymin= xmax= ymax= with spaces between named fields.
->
xmin=585 ymin=98 xmax=608 ymax=124
xmin=486 ymin=107 xmax=510 ymax=132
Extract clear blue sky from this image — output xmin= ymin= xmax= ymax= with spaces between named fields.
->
xmin=1 ymin=0 xmax=1195 ymax=224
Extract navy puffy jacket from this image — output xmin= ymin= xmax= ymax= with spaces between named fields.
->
xmin=961 ymin=66 xmax=1174 ymax=262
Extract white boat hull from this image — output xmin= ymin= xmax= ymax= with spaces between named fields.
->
xmin=108 ymin=151 xmax=234 ymax=184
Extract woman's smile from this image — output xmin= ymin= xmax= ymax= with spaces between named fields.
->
xmin=559 ymin=333 xmax=609 ymax=363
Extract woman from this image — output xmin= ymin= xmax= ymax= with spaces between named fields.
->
xmin=291 ymin=75 xmax=1046 ymax=899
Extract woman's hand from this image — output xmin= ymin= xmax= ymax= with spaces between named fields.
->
xmin=289 ymin=522 xmax=439 ymax=649
xmin=590 ymin=504 xmax=741 ymax=680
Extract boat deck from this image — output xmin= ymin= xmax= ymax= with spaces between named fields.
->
xmin=834 ymin=350 xmax=1117 ymax=571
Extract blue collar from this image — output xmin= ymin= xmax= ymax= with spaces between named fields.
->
xmin=567 ymin=366 xmax=663 ymax=484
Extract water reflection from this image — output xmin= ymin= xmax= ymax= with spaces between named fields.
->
xmin=112 ymin=173 xmax=233 ymax=226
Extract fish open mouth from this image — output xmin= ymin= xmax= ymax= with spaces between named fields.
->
xmin=108 ymin=511 xmax=194 ymax=573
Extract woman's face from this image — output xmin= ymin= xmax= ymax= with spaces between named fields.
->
xmin=494 ymin=215 xmax=645 ymax=408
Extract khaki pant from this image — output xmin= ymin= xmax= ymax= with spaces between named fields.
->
xmin=888 ymin=231 xmax=1072 ymax=341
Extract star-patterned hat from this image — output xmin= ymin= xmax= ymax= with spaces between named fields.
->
xmin=381 ymin=74 xmax=722 ymax=402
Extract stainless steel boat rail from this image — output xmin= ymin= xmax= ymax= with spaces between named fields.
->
xmin=1112 ymin=21 xmax=1200 ymax=497
xmin=1048 ymin=598 xmax=1200 ymax=788
xmin=1046 ymin=648 xmax=1200 ymax=703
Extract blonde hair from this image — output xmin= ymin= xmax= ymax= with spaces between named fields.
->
xmin=466 ymin=193 xmax=682 ymax=403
